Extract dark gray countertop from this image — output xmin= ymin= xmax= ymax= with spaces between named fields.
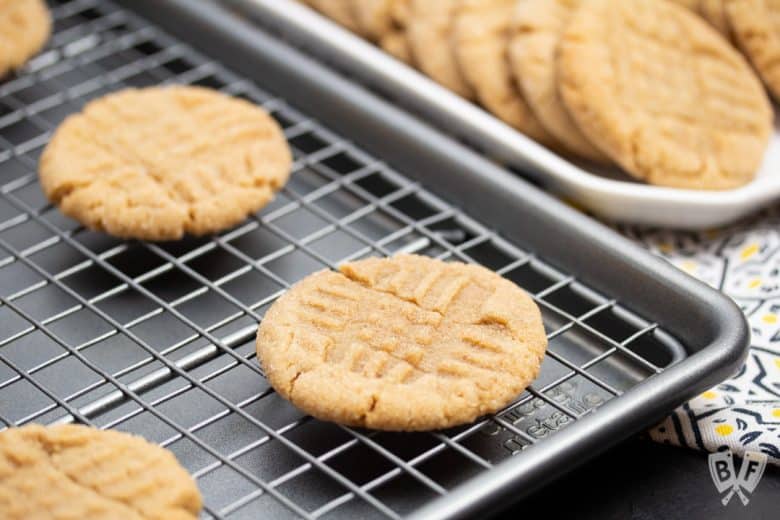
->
xmin=497 ymin=438 xmax=779 ymax=520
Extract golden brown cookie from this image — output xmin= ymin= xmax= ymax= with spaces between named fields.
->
xmin=509 ymin=0 xmax=608 ymax=162
xmin=727 ymin=0 xmax=780 ymax=100
xmin=307 ymin=0 xmax=362 ymax=34
xmin=0 ymin=0 xmax=51 ymax=78
xmin=699 ymin=0 xmax=733 ymax=37
xmin=0 ymin=424 xmax=202 ymax=520
xmin=382 ymin=0 xmax=414 ymax=64
xmin=351 ymin=0 xmax=395 ymax=39
xmin=669 ymin=0 xmax=701 ymax=8
xmin=408 ymin=0 xmax=474 ymax=98
xmin=39 ymin=86 xmax=292 ymax=241
xmin=668 ymin=0 xmax=732 ymax=38
xmin=452 ymin=0 xmax=555 ymax=144
xmin=256 ymin=254 xmax=548 ymax=431
xmin=558 ymin=0 xmax=772 ymax=190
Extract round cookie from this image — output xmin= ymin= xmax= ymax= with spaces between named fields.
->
xmin=0 ymin=0 xmax=51 ymax=78
xmin=727 ymin=0 xmax=780 ymax=100
xmin=39 ymin=86 xmax=292 ymax=241
xmin=407 ymin=0 xmax=474 ymax=98
xmin=256 ymin=254 xmax=548 ymax=431
xmin=307 ymin=0 xmax=362 ymax=34
xmin=558 ymin=0 xmax=772 ymax=190
xmin=509 ymin=0 xmax=608 ymax=162
xmin=0 ymin=424 xmax=202 ymax=519
xmin=452 ymin=0 xmax=555 ymax=145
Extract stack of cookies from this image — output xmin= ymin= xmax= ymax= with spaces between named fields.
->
xmin=302 ymin=0 xmax=780 ymax=191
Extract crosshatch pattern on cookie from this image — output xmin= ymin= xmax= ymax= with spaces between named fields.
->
xmin=0 ymin=424 xmax=202 ymax=519
xmin=38 ymin=86 xmax=292 ymax=241
xmin=559 ymin=0 xmax=772 ymax=189
xmin=257 ymin=255 xmax=548 ymax=431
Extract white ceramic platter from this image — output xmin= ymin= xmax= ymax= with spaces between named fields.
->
xmin=239 ymin=0 xmax=780 ymax=229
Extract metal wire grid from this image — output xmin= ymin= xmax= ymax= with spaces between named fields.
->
xmin=0 ymin=0 xmax=680 ymax=518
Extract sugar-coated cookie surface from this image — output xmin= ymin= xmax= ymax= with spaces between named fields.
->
xmin=39 ymin=86 xmax=292 ymax=241
xmin=256 ymin=254 xmax=548 ymax=431
xmin=509 ymin=0 xmax=607 ymax=162
xmin=0 ymin=424 xmax=202 ymax=520
xmin=728 ymin=0 xmax=780 ymax=100
xmin=558 ymin=0 xmax=772 ymax=190
xmin=408 ymin=0 xmax=474 ymax=98
xmin=452 ymin=0 xmax=554 ymax=145
xmin=0 ymin=0 xmax=51 ymax=77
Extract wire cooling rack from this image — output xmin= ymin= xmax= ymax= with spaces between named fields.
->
xmin=0 ymin=1 xmax=685 ymax=518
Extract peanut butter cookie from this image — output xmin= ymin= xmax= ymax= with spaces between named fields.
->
xmin=0 ymin=0 xmax=50 ymax=78
xmin=256 ymin=254 xmax=547 ymax=431
xmin=727 ymin=0 xmax=780 ymax=100
xmin=509 ymin=0 xmax=608 ymax=162
xmin=351 ymin=0 xmax=413 ymax=63
xmin=408 ymin=0 xmax=474 ymax=98
xmin=452 ymin=0 xmax=555 ymax=144
xmin=700 ymin=0 xmax=733 ymax=38
xmin=559 ymin=0 xmax=772 ymax=189
xmin=39 ymin=86 xmax=292 ymax=241
xmin=0 ymin=424 xmax=202 ymax=520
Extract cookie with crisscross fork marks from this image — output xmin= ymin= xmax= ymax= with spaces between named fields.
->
xmin=0 ymin=0 xmax=50 ymax=78
xmin=0 ymin=424 xmax=202 ymax=519
xmin=558 ymin=0 xmax=772 ymax=189
xmin=39 ymin=86 xmax=292 ymax=241
xmin=256 ymin=254 xmax=547 ymax=431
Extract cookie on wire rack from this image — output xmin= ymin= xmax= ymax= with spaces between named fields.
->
xmin=39 ymin=86 xmax=292 ymax=241
xmin=0 ymin=424 xmax=202 ymax=520
xmin=256 ymin=254 xmax=548 ymax=431
xmin=0 ymin=0 xmax=51 ymax=78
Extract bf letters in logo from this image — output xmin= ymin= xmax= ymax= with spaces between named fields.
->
xmin=708 ymin=449 xmax=768 ymax=506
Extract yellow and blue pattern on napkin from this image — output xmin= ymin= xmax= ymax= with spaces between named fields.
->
xmin=621 ymin=212 xmax=780 ymax=465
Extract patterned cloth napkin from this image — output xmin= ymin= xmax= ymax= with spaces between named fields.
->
xmin=619 ymin=210 xmax=780 ymax=465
